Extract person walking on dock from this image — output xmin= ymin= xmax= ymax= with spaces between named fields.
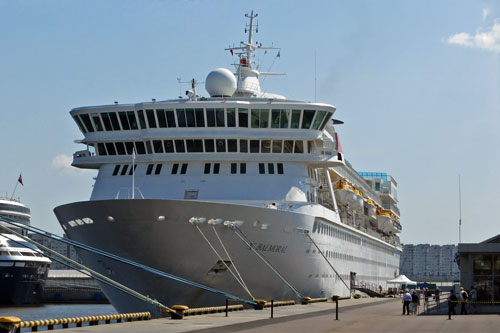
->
xmin=402 ymin=289 xmax=411 ymax=315
xmin=435 ymin=287 xmax=441 ymax=311
xmin=423 ymin=288 xmax=430 ymax=312
xmin=411 ymin=290 xmax=420 ymax=314
xmin=459 ymin=287 xmax=468 ymax=315
xmin=448 ymin=290 xmax=457 ymax=315
xmin=469 ymin=286 xmax=478 ymax=313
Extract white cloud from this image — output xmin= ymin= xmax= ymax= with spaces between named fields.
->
xmin=445 ymin=20 xmax=500 ymax=52
xmin=51 ymin=154 xmax=89 ymax=176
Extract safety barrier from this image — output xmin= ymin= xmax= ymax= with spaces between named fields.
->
xmin=264 ymin=300 xmax=296 ymax=308
xmin=1 ymin=312 xmax=151 ymax=332
xmin=301 ymin=297 xmax=328 ymax=304
xmin=184 ymin=305 xmax=243 ymax=316
xmin=448 ymin=300 xmax=500 ymax=319
xmin=450 ymin=300 xmax=500 ymax=304
xmin=168 ymin=300 xmax=296 ymax=318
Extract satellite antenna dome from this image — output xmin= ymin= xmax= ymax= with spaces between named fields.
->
xmin=205 ymin=68 xmax=236 ymax=97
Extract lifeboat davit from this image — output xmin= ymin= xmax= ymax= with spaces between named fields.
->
xmin=334 ymin=179 xmax=355 ymax=204
xmin=350 ymin=188 xmax=364 ymax=212
xmin=376 ymin=208 xmax=400 ymax=234
xmin=366 ymin=199 xmax=377 ymax=226
xmin=334 ymin=180 xmax=363 ymax=210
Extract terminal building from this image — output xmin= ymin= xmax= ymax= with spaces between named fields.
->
xmin=28 ymin=233 xmax=82 ymax=269
xmin=400 ymin=244 xmax=459 ymax=282
xmin=457 ymin=235 xmax=500 ymax=302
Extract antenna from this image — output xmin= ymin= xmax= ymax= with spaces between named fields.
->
xmin=458 ymin=174 xmax=462 ymax=243
xmin=177 ymin=77 xmax=203 ymax=100
xmin=314 ymin=50 xmax=317 ymax=102
xmin=245 ymin=10 xmax=258 ymax=65
xmin=224 ymin=12 xmax=284 ymax=96
xmin=131 ymin=148 xmax=135 ymax=199
xmin=177 ymin=77 xmax=182 ymax=98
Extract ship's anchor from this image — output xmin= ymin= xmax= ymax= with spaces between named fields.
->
xmin=227 ymin=224 xmax=306 ymax=302
xmin=190 ymin=219 xmax=254 ymax=299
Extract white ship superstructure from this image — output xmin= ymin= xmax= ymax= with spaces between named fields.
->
xmin=54 ymin=12 xmax=402 ymax=316
xmin=0 ymin=198 xmax=51 ymax=304
xmin=0 ymin=198 xmax=31 ymax=236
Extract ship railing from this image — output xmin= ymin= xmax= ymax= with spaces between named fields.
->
xmin=208 ymin=200 xmax=325 ymax=212
xmin=331 ymin=164 xmax=382 ymax=206
xmin=382 ymin=203 xmax=400 ymax=217
xmin=0 ymin=197 xmax=22 ymax=203
xmin=73 ymin=150 xmax=91 ymax=159
xmin=115 ymin=187 xmax=145 ymax=199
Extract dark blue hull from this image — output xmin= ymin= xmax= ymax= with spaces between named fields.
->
xmin=0 ymin=265 xmax=48 ymax=305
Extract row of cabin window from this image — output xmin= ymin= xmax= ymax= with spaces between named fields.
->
xmin=74 ymin=108 xmax=332 ymax=133
xmin=113 ymin=163 xmax=188 ymax=176
xmin=312 ymin=221 xmax=362 ymax=245
xmin=313 ymin=220 xmax=394 ymax=256
xmin=112 ymin=162 xmax=284 ymax=176
xmin=96 ymin=139 xmax=313 ymax=156
xmin=112 ymin=164 xmax=138 ymax=176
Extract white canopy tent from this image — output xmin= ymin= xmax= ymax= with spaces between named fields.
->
xmin=387 ymin=275 xmax=417 ymax=285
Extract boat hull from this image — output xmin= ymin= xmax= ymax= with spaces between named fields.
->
xmin=0 ymin=266 xmax=47 ymax=305
xmin=55 ymin=199 xmax=345 ymax=316
xmin=54 ymin=199 xmax=398 ymax=317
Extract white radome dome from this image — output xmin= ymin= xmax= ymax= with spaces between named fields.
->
xmin=205 ymin=68 xmax=236 ymax=97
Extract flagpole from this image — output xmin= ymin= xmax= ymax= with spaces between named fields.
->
xmin=458 ymin=174 xmax=462 ymax=243
xmin=10 ymin=181 xmax=19 ymax=200
xmin=10 ymin=173 xmax=21 ymax=200
xmin=132 ymin=149 xmax=135 ymax=199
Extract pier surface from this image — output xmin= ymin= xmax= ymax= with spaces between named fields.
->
xmin=58 ymin=298 xmax=498 ymax=332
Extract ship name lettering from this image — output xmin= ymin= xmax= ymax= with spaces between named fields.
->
xmin=256 ymin=243 xmax=287 ymax=253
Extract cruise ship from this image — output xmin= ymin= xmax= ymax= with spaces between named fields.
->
xmin=0 ymin=198 xmax=51 ymax=304
xmin=54 ymin=12 xmax=402 ymax=317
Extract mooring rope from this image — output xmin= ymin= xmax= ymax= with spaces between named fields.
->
xmin=212 ymin=226 xmax=253 ymax=298
xmin=0 ymin=214 xmax=258 ymax=307
xmin=0 ymin=224 xmax=174 ymax=313
xmin=194 ymin=225 xmax=254 ymax=299
xmin=2 ymin=233 xmax=155 ymax=301
xmin=232 ymin=227 xmax=304 ymax=300
xmin=305 ymin=232 xmax=351 ymax=292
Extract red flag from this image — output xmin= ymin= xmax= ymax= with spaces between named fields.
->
xmin=335 ymin=133 xmax=343 ymax=153
xmin=230 ymin=49 xmax=234 ymax=56
xmin=18 ymin=174 xmax=24 ymax=186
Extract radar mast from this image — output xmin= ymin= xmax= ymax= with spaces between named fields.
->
xmin=225 ymin=11 xmax=285 ymax=98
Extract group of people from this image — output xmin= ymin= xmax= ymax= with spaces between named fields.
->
xmin=402 ymin=289 xmax=421 ymax=315
xmin=448 ymin=286 xmax=478 ymax=315
xmin=402 ymin=286 xmax=478 ymax=315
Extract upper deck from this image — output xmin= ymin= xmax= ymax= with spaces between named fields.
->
xmin=71 ymin=97 xmax=336 ymax=138
xmin=71 ymin=97 xmax=341 ymax=169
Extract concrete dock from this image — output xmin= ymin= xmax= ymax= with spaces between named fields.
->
xmin=54 ymin=297 xmax=499 ymax=332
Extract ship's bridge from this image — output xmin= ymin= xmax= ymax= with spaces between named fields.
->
xmin=70 ymin=98 xmax=342 ymax=169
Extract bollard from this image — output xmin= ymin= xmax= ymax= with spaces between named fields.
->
xmin=332 ymin=295 xmax=340 ymax=321
xmin=171 ymin=305 xmax=188 ymax=320
xmin=336 ymin=299 xmax=339 ymax=320
xmin=271 ymin=300 xmax=274 ymax=319
xmin=225 ymin=299 xmax=228 ymax=317
xmin=0 ymin=317 xmax=21 ymax=333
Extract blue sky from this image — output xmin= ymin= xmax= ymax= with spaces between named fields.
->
xmin=0 ymin=0 xmax=499 ymax=245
